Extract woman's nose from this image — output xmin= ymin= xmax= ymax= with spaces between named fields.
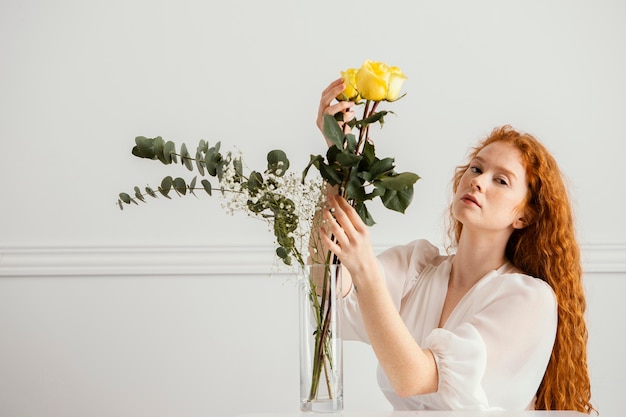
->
xmin=470 ymin=177 xmax=482 ymax=191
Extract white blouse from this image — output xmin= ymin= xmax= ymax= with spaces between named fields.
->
xmin=341 ymin=239 xmax=557 ymax=411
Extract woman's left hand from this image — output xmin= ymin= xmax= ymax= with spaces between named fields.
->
xmin=320 ymin=195 xmax=378 ymax=279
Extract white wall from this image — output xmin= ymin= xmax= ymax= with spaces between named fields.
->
xmin=1 ymin=1 xmax=624 ymax=416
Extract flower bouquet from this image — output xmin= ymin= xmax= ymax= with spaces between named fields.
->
xmin=117 ymin=60 xmax=419 ymax=412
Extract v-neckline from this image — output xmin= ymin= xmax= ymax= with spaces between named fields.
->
xmin=437 ymin=257 xmax=511 ymax=328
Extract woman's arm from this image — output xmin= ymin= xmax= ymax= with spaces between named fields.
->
xmin=313 ymin=81 xmax=438 ymax=396
xmin=321 ymin=195 xmax=439 ymax=397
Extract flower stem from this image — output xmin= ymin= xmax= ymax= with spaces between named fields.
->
xmin=308 ymin=252 xmax=337 ymax=401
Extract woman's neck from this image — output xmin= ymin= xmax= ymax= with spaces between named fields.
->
xmin=451 ymin=230 xmax=509 ymax=289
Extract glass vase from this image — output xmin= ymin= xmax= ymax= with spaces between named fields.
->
xmin=298 ymin=263 xmax=343 ymax=413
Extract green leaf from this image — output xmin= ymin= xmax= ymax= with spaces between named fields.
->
xmin=145 ymin=186 xmax=157 ymax=198
xmin=195 ymin=150 xmax=205 ymax=176
xmin=354 ymin=201 xmax=375 ymax=226
xmin=201 ymin=179 xmax=212 ymax=195
xmin=336 ymin=150 xmax=362 ymax=167
xmin=377 ymin=172 xmax=420 ymax=190
xmin=326 ymin=145 xmax=340 ymax=165
xmin=132 ymin=136 xmax=157 ymax=159
xmin=364 ymin=187 xmax=383 ymax=201
xmin=234 ymin=156 xmax=243 ymax=180
xmin=189 ymin=176 xmax=197 ymax=194
xmin=173 ymin=177 xmax=187 ymax=195
xmin=164 ymin=141 xmax=177 ymax=164
xmin=197 ymin=139 xmax=208 ymax=153
xmin=134 ymin=186 xmax=145 ymax=202
xmin=319 ymin=163 xmax=342 ymax=186
xmin=180 ymin=143 xmax=193 ymax=171
xmin=205 ymin=145 xmax=222 ymax=176
xmin=361 ymin=141 xmax=376 ymax=166
xmin=381 ymin=186 xmax=414 ymax=213
xmin=344 ymin=169 xmax=365 ymax=202
xmin=276 ymin=246 xmax=289 ymax=259
xmin=345 ymin=133 xmax=357 ymax=153
xmin=159 ymin=176 xmax=173 ymax=197
xmin=216 ymin=159 xmax=227 ymax=181
xmin=323 ymin=114 xmax=344 ymax=149
xmin=153 ymin=137 xmax=166 ymax=164
xmin=302 ymin=154 xmax=323 ymax=182
xmin=369 ymin=157 xmax=395 ymax=179
xmin=267 ymin=150 xmax=290 ymax=176
xmin=119 ymin=192 xmax=132 ymax=204
xmin=358 ymin=110 xmax=388 ymax=127
xmin=248 ymin=171 xmax=264 ymax=193
xmin=157 ymin=187 xmax=172 ymax=199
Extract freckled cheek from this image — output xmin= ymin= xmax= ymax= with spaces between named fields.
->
xmin=457 ymin=174 xmax=471 ymax=191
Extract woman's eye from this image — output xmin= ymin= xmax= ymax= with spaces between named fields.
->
xmin=496 ymin=178 xmax=509 ymax=186
xmin=470 ymin=166 xmax=481 ymax=174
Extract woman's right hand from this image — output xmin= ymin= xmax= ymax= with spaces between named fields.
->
xmin=316 ymin=78 xmax=356 ymax=147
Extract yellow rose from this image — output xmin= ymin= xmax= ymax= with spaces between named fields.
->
xmin=354 ymin=60 xmax=407 ymax=102
xmin=337 ymin=68 xmax=361 ymax=102
xmin=355 ymin=60 xmax=389 ymax=101
xmin=385 ymin=66 xmax=407 ymax=101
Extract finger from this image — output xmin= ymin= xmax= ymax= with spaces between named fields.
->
xmin=320 ymin=227 xmax=342 ymax=258
xmin=342 ymin=109 xmax=356 ymax=121
xmin=321 ymin=77 xmax=344 ymax=95
xmin=317 ymin=81 xmax=348 ymax=119
xmin=319 ymin=83 xmax=344 ymax=110
xmin=321 ymin=78 xmax=343 ymax=93
xmin=324 ymin=101 xmax=354 ymax=118
xmin=317 ymin=101 xmax=354 ymax=137
xmin=319 ymin=83 xmax=356 ymax=114
xmin=328 ymin=197 xmax=358 ymax=237
xmin=333 ymin=195 xmax=367 ymax=233
xmin=321 ymin=208 xmax=346 ymax=244
xmin=323 ymin=206 xmax=347 ymax=238
xmin=324 ymin=213 xmax=355 ymax=258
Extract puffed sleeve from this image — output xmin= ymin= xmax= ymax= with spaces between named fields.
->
xmin=420 ymin=274 xmax=557 ymax=410
xmin=341 ymin=239 xmax=441 ymax=342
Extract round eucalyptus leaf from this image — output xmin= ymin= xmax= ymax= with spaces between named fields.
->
xmin=276 ymin=246 xmax=289 ymax=259
xmin=201 ymin=179 xmax=212 ymax=195
xmin=180 ymin=143 xmax=193 ymax=171
xmin=119 ymin=192 xmax=132 ymax=204
xmin=163 ymin=141 xmax=176 ymax=164
xmin=173 ymin=177 xmax=187 ymax=195
xmin=160 ymin=176 xmax=173 ymax=197
xmin=145 ymin=186 xmax=157 ymax=198
xmin=153 ymin=137 xmax=166 ymax=164
xmin=133 ymin=186 xmax=146 ymax=202
xmin=195 ymin=150 xmax=205 ymax=176
xmin=267 ymin=150 xmax=290 ymax=176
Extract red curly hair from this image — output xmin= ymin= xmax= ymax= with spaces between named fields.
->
xmin=447 ymin=125 xmax=594 ymax=413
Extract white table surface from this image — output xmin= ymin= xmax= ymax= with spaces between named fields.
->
xmin=236 ymin=411 xmax=588 ymax=417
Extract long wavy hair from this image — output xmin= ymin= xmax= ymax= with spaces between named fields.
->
xmin=447 ymin=125 xmax=594 ymax=413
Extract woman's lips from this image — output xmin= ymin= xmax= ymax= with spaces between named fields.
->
xmin=461 ymin=194 xmax=481 ymax=207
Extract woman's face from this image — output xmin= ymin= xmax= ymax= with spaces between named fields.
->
xmin=453 ymin=141 xmax=529 ymax=236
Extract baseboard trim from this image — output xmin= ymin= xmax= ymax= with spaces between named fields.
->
xmin=1 ymin=243 xmax=624 ymax=277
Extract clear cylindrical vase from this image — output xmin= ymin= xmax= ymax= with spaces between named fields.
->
xmin=298 ymin=263 xmax=343 ymax=413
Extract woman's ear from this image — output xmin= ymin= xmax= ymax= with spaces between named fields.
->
xmin=513 ymin=217 xmax=528 ymax=229
xmin=513 ymin=204 xmax=534 ymax=230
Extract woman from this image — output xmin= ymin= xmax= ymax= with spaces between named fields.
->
xmin=315 ymin=78 xmax=594 ymax=412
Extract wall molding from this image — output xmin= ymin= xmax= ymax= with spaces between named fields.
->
xmin=1 ymin=243 xmax=625 ymax=277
